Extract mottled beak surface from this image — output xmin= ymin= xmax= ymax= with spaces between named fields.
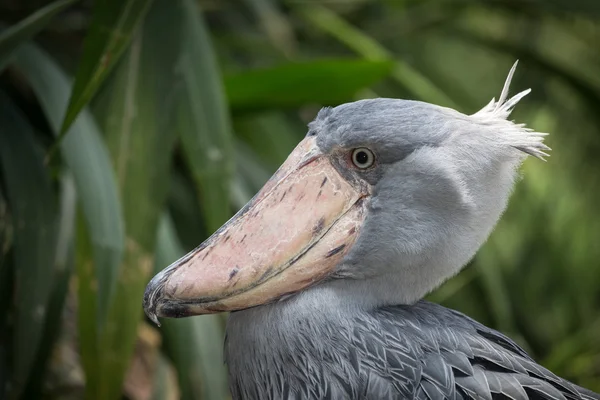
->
xmin=143 ymin=136 xmax=369 ymax=323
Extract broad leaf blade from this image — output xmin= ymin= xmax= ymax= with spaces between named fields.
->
xmin=226 ymin=59 xmax=393 ymax=112
xmin=89 ymin=0 xmax=182 ymax=396
xmin=178 ymin=0 xmax=235 ymax=232
xmin=60 ymin=0 xmax=154 ymax=137
xmin=155 ymin=214 xmax=229 ymax=400
xmin=0 ymin=0 xmax=77 ymax=72
xmin=12 ymin=44 xmax=125 ymax=373
xmin=0 ymin=92 xmax=58 ymax=398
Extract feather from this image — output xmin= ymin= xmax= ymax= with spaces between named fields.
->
xmin=226 ymin=301 xmax=600 ymax=399
xmin=470 ymin=60 xmax=551 ymax=161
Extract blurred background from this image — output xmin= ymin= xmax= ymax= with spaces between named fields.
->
xmin=0 ymin=0 xmax=599 ymax=399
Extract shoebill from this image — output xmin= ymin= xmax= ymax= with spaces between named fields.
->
xmin=144 ymin=62 xmax=599 ymax=400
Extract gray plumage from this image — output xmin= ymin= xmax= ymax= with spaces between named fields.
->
xmin=164 ymin=62 xmax=598 ymax=400
xmin=226 ymin=295 xmax=598 ymax=400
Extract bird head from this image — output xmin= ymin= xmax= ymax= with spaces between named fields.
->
xmin=144 ymin=62 xmax=549 ymax=323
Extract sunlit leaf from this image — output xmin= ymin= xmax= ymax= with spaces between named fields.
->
xmin=226 ymin=59 xmax=393 ymax=112
xmin=78 ymin=0 xmax=182 ymax=396
xmin=59 ymin=0 xmax=154 ymax=138
xmin=0 ymin=0 xmax=77 ymax=72
xmin=0 ymin=92 xmax=58 ymax=398
xmin=178 ymin=0 xmax=234 ymax=232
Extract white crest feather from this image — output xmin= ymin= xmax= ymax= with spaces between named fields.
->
xmin=471 ymin=60 xmax=551 ymax=160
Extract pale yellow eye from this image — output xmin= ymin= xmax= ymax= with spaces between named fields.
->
xmin=351 ymin=148 xmax=375 ymax=169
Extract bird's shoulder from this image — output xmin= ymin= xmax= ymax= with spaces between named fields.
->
xmin=348 ymin=301 xmax=599 ymax=400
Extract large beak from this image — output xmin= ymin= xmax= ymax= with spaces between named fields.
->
xmin=143 ymin=136 xmax=370 ymax=324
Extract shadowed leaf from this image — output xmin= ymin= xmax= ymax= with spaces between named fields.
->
xmin=13 ymin=43 xmax=124 ymax=325
xmin=22 ymin=175 xmax=76 ymax=399
xmin=12 ymin=44 xmax=125 ymax=395
xmin=0 ymin=92 xmax=58 ymax=399
xmin=0 ymin=0 xmax=77 ymax=72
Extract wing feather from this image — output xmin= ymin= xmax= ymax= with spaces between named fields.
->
xmin=361 ymin=302 xmax=600 ymax=400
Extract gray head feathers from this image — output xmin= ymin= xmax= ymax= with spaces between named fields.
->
xmin=304 ymin=61 xmax=552 ymax=308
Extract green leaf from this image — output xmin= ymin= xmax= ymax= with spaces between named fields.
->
xmin=475 ymin=247 xmax=516 ymax=333
xmin=451 ymin=26 xmax=600 ymax=112
xmin=234 ymin=112 xmax=303 ymax=167
xmin=234 ymin=141 xmax=272 ymax=194
xmin=22 ymin=175 xmax=77 ymax=399
xmin=243 ymin=0 xmax=297 ymax=57
xmin=0 ymin=92 xmax=58 ymax=399
xmin=231 ymin=141 xmax=273 ymax=210
xmin=12 ymin=43 xmax=125 ymax=338
xmin=0 ymin=183 xmax=10 ymax=318
xmin=296 ymin=4 xmax=458 ymax=108
xmin=59 ymin=0 xmax=154 ymax=138
xmin=177 ymin=0 xmax=235 ymax=232
xmin=226 ymin=59 xmax=393 ymax=112
xmin=84 ymin=0 xmax=182 ymax=396
xmin=167 ymin=171 xmax=207 ymax=251
xmin=0 ymin=0 xmax=77 ymax=72
xmin=0 ymin=184 xmax=9 ymax=399
xmin=155 ymin=214 xmax=229 ymax=400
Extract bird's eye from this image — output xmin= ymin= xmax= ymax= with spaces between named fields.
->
xmin=351 ymin=148 xmax=375 ymax=169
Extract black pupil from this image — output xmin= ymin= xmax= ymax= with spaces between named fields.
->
xmin=355 ymin=150 xmax=369 ymax=165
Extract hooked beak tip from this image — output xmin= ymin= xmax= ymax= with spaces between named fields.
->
xmin=143 ymin=273 xmax=166 ymax=327
xmin=148 ymin=312 xmax=161 ymax=328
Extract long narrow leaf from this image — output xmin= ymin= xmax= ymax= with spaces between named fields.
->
xmin=225 ymin=60 xmax=393 ymax=112
xmin=59 ymin=0 xmax=154 ymax=137
xmin=0 ymin=182 xmax=9 ymax=400
xmin=87 ymin=0 xmax=182 ymax=396
xmin=178 ymin=0 xmax=235 ymax=232
xmin=0 ymin=0 xmax=77 ymax=72
xmin=451 ymin=27 xmax=600 ymax=113
xmin=22 ymin=175 xmax=76 ymax=399
xmin=0 ymin=92 xmax=58 ymax=399
xmin=12 ymin=44 xmax=125 ymax=378
xmin=0 ymin=184 xmax=10 ymax=313
xmin=156 ymin=214 xmax=229 ymax=400
xmin=243 ymin=0 xmax=296 ymax=57
xmin=296 ymin=4 xmax=457 ymax=108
